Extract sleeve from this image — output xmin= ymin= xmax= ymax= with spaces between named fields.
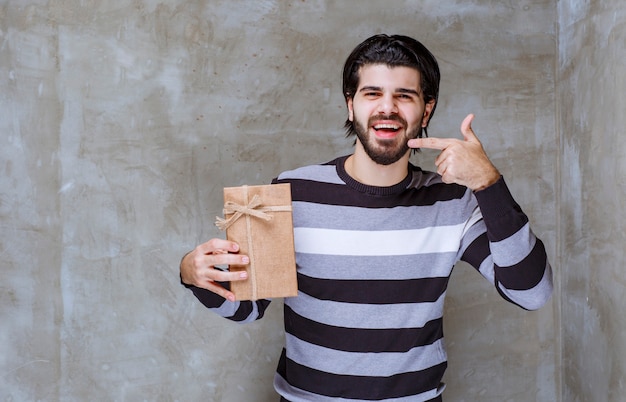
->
xmin=182 ymin=277 xmax=272 ymax=323
xmin=180 ymin=178 xmax=282 ymax=323
xmin=459 ymin=176 xmax=553 ymax=310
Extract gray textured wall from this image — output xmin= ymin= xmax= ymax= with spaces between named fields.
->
xmin=0 ymin=1 xmax=563 ymax=401
xmin=558 ymin=1 xmax=626 ymax=401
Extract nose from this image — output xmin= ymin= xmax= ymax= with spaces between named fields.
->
xmin=377 ymin=93 xmax=398 ymax=115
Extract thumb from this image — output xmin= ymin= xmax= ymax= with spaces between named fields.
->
xmin=460 ymin=113 xmax=479 ymax=143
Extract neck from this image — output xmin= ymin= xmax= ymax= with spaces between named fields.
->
xmin=345 ymin=144 xmax=410 ymax=187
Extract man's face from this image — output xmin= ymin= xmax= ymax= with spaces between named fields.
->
xmin=347 ymin=64 xmax=435 ymax=166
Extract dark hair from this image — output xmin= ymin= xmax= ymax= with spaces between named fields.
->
xmin=342 ymin=34 xmax=440 ymax=138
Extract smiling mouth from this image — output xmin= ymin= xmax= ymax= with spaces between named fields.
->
xmin=372 ymin=122 xmax=403 ymax=139
xmin=373 ymin=123 xmax=401 ymax=132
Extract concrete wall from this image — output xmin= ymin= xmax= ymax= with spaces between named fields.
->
xmin=1 ymin=1 xmax=560 ymax=401
xmin=558 ymin=1 xmax=626 ymax=401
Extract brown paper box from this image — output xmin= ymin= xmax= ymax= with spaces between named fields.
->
xmin=217 ymin=183 xmax=297 ymax=301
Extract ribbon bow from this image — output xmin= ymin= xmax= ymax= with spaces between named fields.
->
xmin=215 ymin=194 xmax=289 ymax=230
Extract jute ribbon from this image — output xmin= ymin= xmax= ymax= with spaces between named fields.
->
xmin=215 ymin=194 xmax=292 ymax=231
xmin=214 ymin=186 xmax=292 ymax=301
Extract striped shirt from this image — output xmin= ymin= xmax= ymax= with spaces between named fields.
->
xmin=187 ymin=155 xmax=553 ymax=401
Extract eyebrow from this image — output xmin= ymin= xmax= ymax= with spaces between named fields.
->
xmin=397 ymin=88 xmax=421 ymax=96
xmin=358 ymin=86 xmax=421 ymax=96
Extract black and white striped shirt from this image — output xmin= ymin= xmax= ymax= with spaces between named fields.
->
xmin=188 ymin=155 xmax=553 ymax=401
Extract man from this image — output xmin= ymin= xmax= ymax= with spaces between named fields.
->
xmin=180 ymin=34 xmax=553 ymax=402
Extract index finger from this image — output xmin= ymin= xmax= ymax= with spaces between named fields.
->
xmin=408 ymin=137 xmax=456 ymax=150
xmin=197 ymin=238 xmax=240 ymax=255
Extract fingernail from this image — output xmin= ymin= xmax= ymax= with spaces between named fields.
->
xmin=242 ymin=256 xmax=250 ymax=264
xmin=227 ymin=294 xmax=235 ymax=302
xmin=239 ymin=271 xmax=248 ymax=279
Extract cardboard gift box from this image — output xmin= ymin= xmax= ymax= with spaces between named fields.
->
xmin=216 ymin=183 xmax=297 ymax=301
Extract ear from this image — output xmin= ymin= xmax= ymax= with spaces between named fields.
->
xmin=347 ymin=98 xmax=354 ymax=122
xmin=421 ymin=99 xmax=436 ymax=127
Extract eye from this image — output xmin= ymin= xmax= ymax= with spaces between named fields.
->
xmin=364 ymin=91 xmax=381 ymax=98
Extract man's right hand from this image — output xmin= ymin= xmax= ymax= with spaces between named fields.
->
xmin=180 ymin=238 xmax=249 ymax=302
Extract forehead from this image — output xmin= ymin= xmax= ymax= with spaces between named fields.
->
xmin=356 ymin=64 xmax=421 ymax=91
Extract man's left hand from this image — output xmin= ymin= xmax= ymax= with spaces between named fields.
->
xmin=408 ymin=114 xmax=500 ymax=191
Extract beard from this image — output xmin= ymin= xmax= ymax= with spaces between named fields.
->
xmin=353 ymin=115 xmax=421 ymax=166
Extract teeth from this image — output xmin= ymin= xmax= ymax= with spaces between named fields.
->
xmin=374 ymin=124 xmax=400 ymax=130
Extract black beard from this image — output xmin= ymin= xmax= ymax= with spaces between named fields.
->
xmin=353 ymin=116 xmax=419 ymax=166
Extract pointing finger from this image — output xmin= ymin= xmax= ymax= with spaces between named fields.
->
xmin=408 ymin=137 xmax=456 ymax=150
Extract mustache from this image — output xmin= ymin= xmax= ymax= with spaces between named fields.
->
xmin=368 ymin=114 xmax=407 ymax=127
